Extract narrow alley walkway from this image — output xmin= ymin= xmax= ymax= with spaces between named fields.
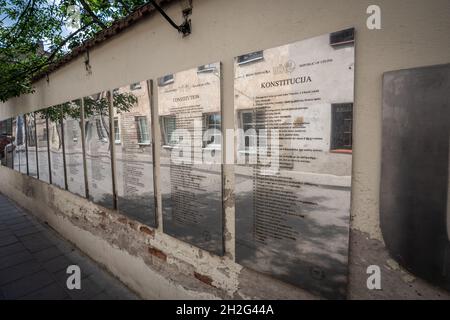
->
xmin=0 ymin=193 xmax=139 ymax=300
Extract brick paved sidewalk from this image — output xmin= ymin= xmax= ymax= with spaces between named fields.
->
xmin=0 ymin=193 xmax=139 ymax=300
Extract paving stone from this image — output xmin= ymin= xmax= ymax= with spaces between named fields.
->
xmin=4 ymin=217 xmax=29 ymax=226
xmin=0 ymin=242 xmax=27 ymax=258
xmin=20 ymin=283 xmax=69 ymax=300
xmin=1 ymin=270 xmax=55 ymax=299
xmin=21 ymin=234 xmax=54 ymax=253
xmin=0 ymin=250 xmax=33 ymax=270
xmin=90 ymin=291 xmax=115 ymax=300
xmin=0 ymin=260 xmax=43 ymax=286
xmin=65 ymin=276 xmax=103 ymax=300
xmin=13 ymin=226 xmax=40 ymax=237
xmin=9 ymin=221 xmax=34 ymax=231
xmin=32 ymin=246 xmax=63 ymax=263
xmin=0 ymin=193 xmax=139 ymax=300
xmin=0 ymin=234 xmax=18 ymax=247
xmin=42 ymin=255 xmax=72 ymax=274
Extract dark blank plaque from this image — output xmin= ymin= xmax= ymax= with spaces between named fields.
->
xmin=381 ymin=64 xmax=450 ymax=291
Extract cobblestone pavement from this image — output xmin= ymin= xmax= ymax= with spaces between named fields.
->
xmin=0 ymin=193 xmax=140 ymax=300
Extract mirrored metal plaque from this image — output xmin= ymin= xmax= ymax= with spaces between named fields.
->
xmin=15 ymin=115 xmax=27 ymax=174
xmin=112 ymin=81 xmax=156 ymax=226
xmin=0 ymin=118 xmax=13 ymax=168
xmin=381 ymin=64 xmax=450 ymax=292
xmin=25 ymin=112 xmax=38 ymax=178
xmin=234 ymin=30 xmax=355 ymax=299
xmin=83 ymin=92 xmax=114 ymax=209
xmin=48 ymin=105 xmax=65 ymax=189
xmin=35 ymin=110 xmax=50 ymax=183
xmin=62 ymin=100 xmax=86 ymax=197
xmin=158 ymin=62 xmax=224 ymax=255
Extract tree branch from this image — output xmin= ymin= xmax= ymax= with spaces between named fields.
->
xmin=77 ymin=0 xmax=107 ymax=29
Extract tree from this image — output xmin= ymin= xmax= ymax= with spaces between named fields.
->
xmin=0 ymin=0 xmax=148 ymax=102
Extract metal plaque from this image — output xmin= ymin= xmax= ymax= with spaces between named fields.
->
xmin=0 ymin=118 xmax=13 ymax=168
xmin=234 ymin=30 xmax=355 ymax=299
xmin=83 ymin=92 xmax=114 ymax=209
xmin=25 ymin=112 xmax=38 ymax=178
xmin=112 ymin=80 xmax=156 ymax=226
xmin=62 ymin=100 xmax=86 ymax=197
xmin=35 ymin=110 xmax=51 ymax=183
xmin=381 ymin=64 xmax=450 ymax=292
xmin=48 ymin=105 xmax=66 ymax=189
xmin=158 ymin=62 xmax=224 ymax=255
xmin=14 ymin=115 xmax=27 ymax=174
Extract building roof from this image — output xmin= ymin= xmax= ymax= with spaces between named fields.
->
xmin=33 ymin=0 xmax=175 ymax=81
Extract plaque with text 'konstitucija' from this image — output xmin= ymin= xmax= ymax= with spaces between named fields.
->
xmin=234 ymin=29 xmax=355 ymax=299
xmin=158 ymin=62 xmax=223 ymax=255
xmin=112 ymin=80 xmax=156 ymax=227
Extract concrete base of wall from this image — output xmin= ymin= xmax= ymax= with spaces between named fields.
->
xmin=1 ymin=166 xmax=448 ymax=299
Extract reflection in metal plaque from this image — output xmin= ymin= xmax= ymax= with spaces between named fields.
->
xmin=0 ymin=118 xmax=13 ymax=168
xmin=234 ymin=30 xmax=354 ymax=299
xmin=381 ymin=64 xmax=450 ymax=291
xmin=84 ymin=92 xmax=114 ymax=209
xmin=35 ymin=110 xmax=50 ymax=183
xmin=113 ymin=81 xmax=156 ymax=226
xmin=62 ymin=100 xmax=86 ymax=197
xmin=15 ymin=115 xmax=27 ymax=174
xmin=25 ymin=112 xmax=38 ymax=178
xmin=158 ymin=62 xmax=224 ymax=255
xmin=48 ymin=105 xmax=66 ymax=189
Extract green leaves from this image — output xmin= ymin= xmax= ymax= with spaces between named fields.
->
xmin=0 ymin=0 xmax=147 ymax=102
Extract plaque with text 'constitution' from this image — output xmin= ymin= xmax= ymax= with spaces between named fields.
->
xmin=63 ymin=100 xmax=86 ymax=197
xmin=84 ymin=92 xmax=114 ymax=209
xmin=48 ymin=105 xmax=65 ymax=189
xmin=158 ymin=62 xmax=223 ymax=255
xmin=234 ymin=30 xmax=354 ymax=299
xmin=113 ymin=80 xmax=156 ymax=227
xmin=25 ymin=112 xmax=38 ymax=178
xmin=35 ymin=111 xmax=50 ymax=183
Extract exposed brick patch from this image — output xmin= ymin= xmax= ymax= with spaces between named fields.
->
xmin=95 ymin=210 xmax=107 ymax=217
xmin=128 ymin=221 xmax=138 ymax=230
xmin=139 ymin=225 xmax=154 ymax=236
xmin=148 ymin=246 xmax=167 ymax=261
xmin=194 ymin=272 xmax=214 ymax=287
xmin=117 ymin=217 xmax=127 ymax=224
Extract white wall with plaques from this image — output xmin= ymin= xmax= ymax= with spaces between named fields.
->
xmin=62 ymin=99 xmax=86 ymax=197
xmin=113 ymin=80 xmax=156 ymax=226
xmin=83 ymin=92 xmax=114 ymax=209
xmin=234 ymin=29 xmax=355 ymax=299
xmin=158 ymin=62 xmax=224 ymax=255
